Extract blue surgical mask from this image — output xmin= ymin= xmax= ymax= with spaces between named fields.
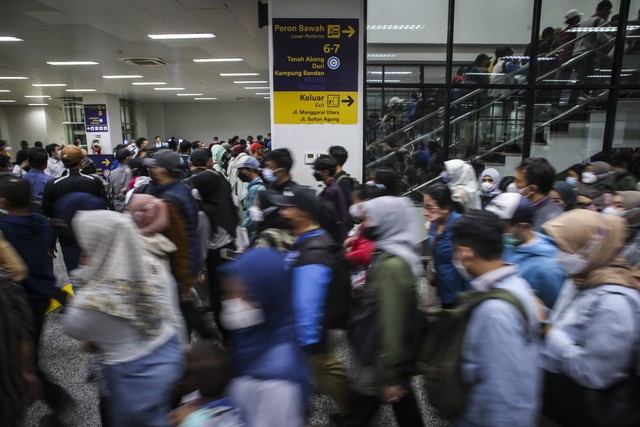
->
xmin=503 ymin=233 xmax=521 ymax=248
xmin=566 ymin=177 xmax=579 ymax=186
xmin=440 ymin=171 xmax=451 ymax=183
xmin=261 ymin=168 xmax=277 ymax=183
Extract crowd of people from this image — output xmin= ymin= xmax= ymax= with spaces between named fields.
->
xmin=1 ymin=132 xmax=640 ymax=427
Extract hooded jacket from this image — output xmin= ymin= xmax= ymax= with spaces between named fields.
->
xmin=503 ymin=232 xmax=566 ymax=308
xmin=0 ymin=213 xmax=57 ymax=302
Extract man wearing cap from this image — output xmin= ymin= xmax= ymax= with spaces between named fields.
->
xmin=42 ymin=145 xmax=109 ymax=218
xmin=186 ymin=149 xmax=238 ymax=340
xmin=250 ymin=142 xmax=264 ymax=166
xmin=138 ymin=150 xmax=216 ymax=340
xmin=231 ymin=156 xmax=266 ymax=242
xmin=486 ymin=193 xmax=566 ymax=309
xmin=107 ymin=148 xmax=132 ymax=212
xmin=270 ymin=186 xmax=351 ymax=418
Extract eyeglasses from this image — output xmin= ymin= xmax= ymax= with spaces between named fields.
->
xmin=424 ymin=204 xmax=440 ymax=212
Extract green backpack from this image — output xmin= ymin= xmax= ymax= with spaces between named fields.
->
xmin=418 ymin=288 xmax=528 ymax=420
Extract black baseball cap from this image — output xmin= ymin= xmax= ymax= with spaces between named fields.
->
xmin=115 ymin=148 xmax=131 ymax=162
xmin=268 ymin=186 xmax=319 ymax=217
xmin=189 ymin=149 xmax=209 ymax=167
xmin=142 ymin=149 xmax=183 ymax=172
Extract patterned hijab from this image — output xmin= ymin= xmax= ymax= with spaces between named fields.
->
xmin=70 ymin=210 xmax=165 ymax=338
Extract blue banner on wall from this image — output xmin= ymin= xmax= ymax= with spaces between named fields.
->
xmin=84 ymin=104 xmax=109 ymax=132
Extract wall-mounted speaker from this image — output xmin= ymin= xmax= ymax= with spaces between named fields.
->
xmin=258 ymin=1 xmax=268 ymax=28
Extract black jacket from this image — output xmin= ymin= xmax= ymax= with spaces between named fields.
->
xmin=42 ymin=169 xmax=109 ymax=217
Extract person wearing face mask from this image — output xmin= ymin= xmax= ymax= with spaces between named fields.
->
xmin=539 ymin=210 xmax=640 ymax=427
xmin=219 ymin=248 xmax=309 ymax=427
xmin=44 ymin=143 xmax=64 ymax=178
xmin=341 ymin=195 xmax=425 ymax=427
xmin=250 ymin=190 xmax=295 ymax=252
xmin=479 ymin=168 xmax=501 ymax=208
xmin=230 ymin=156 xmax=266 ymax=243
xmin=313 ymin=154 xmax=349 ymax=244
xmin=440 ymin=159 xmax=481 ymax=211
xmin=514 ymin=157 xmax=563 ymax=231
xmin=576 ymin=161 xmax=616 ymax=211
xmin=343 ymin=189 xmax=377 ymax=297
xmin=263 ymin=148 xmax=298 ymax=193
xmin=449 ymin=210 xmax=541 ymax=426
xmin=424 ymin=184 xmax=470 ymax=309
xmin=550 ymin=181 xmax=577 ymax=211
xmin=210 ymin=143 xmax=227 ymax=174
xmin=269 ymin=186 xmax=351 ymax=420
xmin=486 ymin=193 xmax=566 ymax=309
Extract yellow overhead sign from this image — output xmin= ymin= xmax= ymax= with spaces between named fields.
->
xmin=274 ymin=91 xmax=358 ymax=125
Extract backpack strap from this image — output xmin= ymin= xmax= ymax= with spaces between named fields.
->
xmin=336 ymin=174 xmax=349 ymax=183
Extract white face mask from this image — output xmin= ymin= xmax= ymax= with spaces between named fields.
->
xmin=602 ymin=207 xmax=624 ymax=216
xmin=220 ymin=298 xmax=265 ymax=331
xmin=248 ymin=205 xmax=264 ymax=222
xmin=506 ymin=182 xmax=519 ymax=193
xmin=452 ymin=259 xmax=473 ymax=281
xmin=555 ymin=250 xmax=590 ymax=276
xmin=582 ymin=172 xmax=597 ymax=184
xmin=480 ymin=182 xmax=496 ymax=194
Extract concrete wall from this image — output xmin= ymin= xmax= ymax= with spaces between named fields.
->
xmin=139 ymin=101 xmax=271 ymax=143
xmin=0 ymin=106 xmax=49 ymax=151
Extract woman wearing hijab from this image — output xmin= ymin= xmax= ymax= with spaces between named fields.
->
xmin=219 ymin=248 xmax=309 ymax=427
xmin=63 ymin=210 xmax=184 ymax=426
xmin=540 ymin=210 xmax=640 ymax=427
xmin=550 ymin=181 xmax=577 ymax=211
xmin=344 ymin=195 xmax=425 ymax=426
xmin=251 ymin=190 xmax=294 ymax=252
xmin=210 ymin=144 xmax=227 ymax=174
xmin=441 ymin=159 xmax=481 ymax=210
xmin=576 ymin=161 xmax=616 ymax=210
xmin=127 ymin=194 xmax=187 ymax=343
xmin=478 ymin=167 xmax=501 ymax=208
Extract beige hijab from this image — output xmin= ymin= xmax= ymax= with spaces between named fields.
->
xmin=542 ymin=210 xmax=640 ymax=290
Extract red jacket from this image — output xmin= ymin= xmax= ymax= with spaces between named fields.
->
xmin=345 ymin=227 xmax=375 ymax=267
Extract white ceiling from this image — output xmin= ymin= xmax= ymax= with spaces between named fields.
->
xmin=0 ymin=0 xmax=270 ymax=105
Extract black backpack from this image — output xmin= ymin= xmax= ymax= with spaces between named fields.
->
xmin=336 ymin=173 xmax=362 ymax=191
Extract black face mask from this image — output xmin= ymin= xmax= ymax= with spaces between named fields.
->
xmin=238 ymin=172 xmax=251 ymax=183
xmin=362 ymin=226 xmax=379 ymax=241
xmin=313 ymin=172 xmax=323 ymax=182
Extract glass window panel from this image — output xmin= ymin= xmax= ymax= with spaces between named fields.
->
xmin=613 ymin=91 xmax=640 ymax=149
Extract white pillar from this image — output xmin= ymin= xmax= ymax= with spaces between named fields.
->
xmin=82 ymin=93 xmax=123 ymax=154
xmin=269 ymin=0 xmax=365 ymax=186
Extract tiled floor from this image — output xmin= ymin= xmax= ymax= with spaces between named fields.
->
xmin=25 ymin=255 xmax=448 ymax=426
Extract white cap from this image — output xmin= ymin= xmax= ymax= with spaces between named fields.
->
xmin=565 ymin=9 xmax=583 ymax=21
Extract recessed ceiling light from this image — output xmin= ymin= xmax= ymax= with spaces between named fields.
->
xmin=244 ymin=86 xmax=269 ymax=90
xmin=132 ymin=82 xmax=166 ymax=86
xmin=367 ymin=53 xmax=398 ymax=58
xmin=65 ymin=89 xmax=97 ymax=92
xmin=148 ymin=33 xmax=216 ymax=40
xmin=47 ymin=61 xmax=99 ymax=65
xmin=154 ymin=87 xmax=185 ymax=91
xmin=0 ymin=76 xmax=28 ymax=80
xmin=367 ymin=24 xmax=426 ymax=30
xmin=28 ymin=103 xmax=48 ymax=106
xmin=263 ymin=96 xmax=271 ymax=99
xmin=32 ymin=83 xmax=67 ymax=87
xmin=103 ymin=75 xmax=144 ymax=79
xmin=194 ymin=97 xmax=218 ymax=100
xmin=194 ymin=58 xmax=243 ymax=63
xmin=367 ymin=79 xmax=401 ymax=83
xmin=0 ymin=90 xmax=10 ymax=93
xmin=0 ymin=100 xmax=17 ymax=103
xmin=0 ymin=36 xmax=24 ymax=42
xmin=367 ymin=71 xmax=413 ymax=75
xmin=220 ymin=73 xmax=260 ymax=77
xmin=234 ymin=80 xmax=268 ymax=84
xmin=255 ymin=92 xmax=270 ymax=95
xmin=24 ymin=95 xmax=51 ymax=98
xmin=177 ymin=93 xmax=203 ymax=96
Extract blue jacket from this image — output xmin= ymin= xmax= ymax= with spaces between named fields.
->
xmin=503 ymin=233 xmax=566 ymax=309
xmin=458 ymin=266 xmax=541 ymax=427
xmin=428 ymin=212 xmax=470 ymax=304
xmin=142 ymin=180 xmax=202 ymax=275
xmin=242 ymin=177 xmax=266 ymax=241
xmin=285 ymin=229 xmax=334 ymax=352
xmin=0 ymin=213 xmax=57 ymax=302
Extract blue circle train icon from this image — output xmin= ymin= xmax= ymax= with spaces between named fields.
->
xmin=328 ymin=56 xmax=340 ymax=70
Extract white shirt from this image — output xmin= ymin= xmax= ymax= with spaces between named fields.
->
xmin=44 ymin=157 xmax=64 ymax=178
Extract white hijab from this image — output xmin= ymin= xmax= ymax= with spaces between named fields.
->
xmin=445 ymin=159 xmax=481 ymax=210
